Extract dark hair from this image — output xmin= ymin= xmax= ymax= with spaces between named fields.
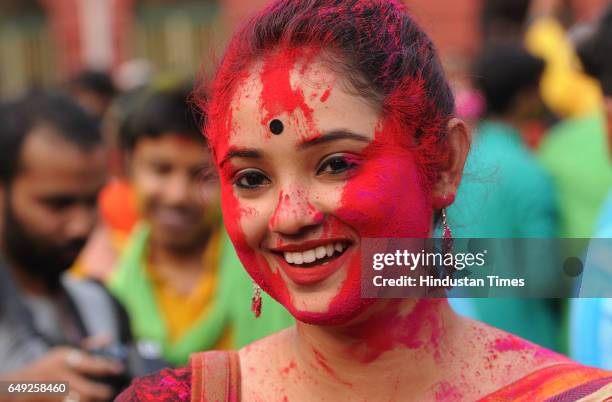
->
xmin=473 ymin=44 xmax=544 ymax=115
xmin=577 ymin=5 xmax=612 ymax=96
xmin=68 ymin=70 xmax=117 ymax=99
xmin=120 ymin=85 xmax=205 ymax=151
xmin=0 ymin=93 xmax=103 ymax=183
xmin=481 ymin=0 xmax=530 ymax=40
xmin=197 ymin=0 xmax=456 ymax=186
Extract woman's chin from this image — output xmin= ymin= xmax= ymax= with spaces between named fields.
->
xmin=284 ymin=294 xmax=377 ymax=326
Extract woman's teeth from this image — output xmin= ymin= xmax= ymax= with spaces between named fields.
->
xmin=283 ymin=242 xmax=347 ymax=265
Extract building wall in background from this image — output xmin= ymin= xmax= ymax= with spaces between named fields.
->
xmin=0 ymin=0 xmax=610 ymax=99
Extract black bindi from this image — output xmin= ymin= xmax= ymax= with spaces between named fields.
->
xmin=269 ymin=119 xmax=284 ymax=135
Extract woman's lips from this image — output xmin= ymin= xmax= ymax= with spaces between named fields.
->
xmin=272 ymin=242 xmax=353 ymax=286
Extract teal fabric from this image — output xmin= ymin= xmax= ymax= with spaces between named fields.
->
xmin=447 ymin=121 xmax=560 ymax=351
xmin=449 ymin=121 xmax=558 ymax=237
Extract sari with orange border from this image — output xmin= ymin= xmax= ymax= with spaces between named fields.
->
xmin=116 ymin=355 xmax=612 ymax=401
xmin=479 ymin=363 xmax=612 ymax=401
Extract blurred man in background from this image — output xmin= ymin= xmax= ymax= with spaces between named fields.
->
xmin=448 ymin=44 xmax=561 ymax=351
xmin=108 ymin=85 xmax=293 ymax=367
xmin=0 ymin=94 xmax=134 ymax=400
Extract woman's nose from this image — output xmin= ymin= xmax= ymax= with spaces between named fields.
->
xmin=267 ymin=188 xmax=324 ymax=235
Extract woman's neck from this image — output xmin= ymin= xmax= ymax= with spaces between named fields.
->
xmin=291 ymin=299 xmax=460 ymax=397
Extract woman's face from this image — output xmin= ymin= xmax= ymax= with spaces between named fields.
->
xmin=212 ymin=51 xmax=433 ymax=324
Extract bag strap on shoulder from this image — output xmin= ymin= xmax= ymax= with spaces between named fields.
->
xmin=190 ymin=350 xmax=241 ymax=402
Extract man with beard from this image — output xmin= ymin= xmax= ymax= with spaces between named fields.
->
xmin=108 ymin=85 xmax=292 ymax=367
xmin=0 ymin=94 xmax=134 ymax=401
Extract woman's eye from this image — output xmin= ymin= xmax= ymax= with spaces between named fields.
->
xmin=317 ymin=154 xmax=358 ymax=176
xmin=234 ymin=170 xmax=270 ymax=189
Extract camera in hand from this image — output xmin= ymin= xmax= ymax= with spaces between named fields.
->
xmin=88 ymin=343 xmax=144 ymax=395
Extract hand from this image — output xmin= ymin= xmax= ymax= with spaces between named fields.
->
xmin=1 ymin=346 xmax=124 ymax=402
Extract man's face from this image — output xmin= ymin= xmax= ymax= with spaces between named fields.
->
xmin=0 ymin=126 xmax=107 ymax=288
xmin=129 ymin=134 xmax=219 ymax=252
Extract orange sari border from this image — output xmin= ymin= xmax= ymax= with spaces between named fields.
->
xmin=479 ymin=363 xmax=612 ymax=401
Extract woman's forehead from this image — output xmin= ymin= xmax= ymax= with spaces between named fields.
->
xmin=226 ymin=55 xmax=380 ymax=147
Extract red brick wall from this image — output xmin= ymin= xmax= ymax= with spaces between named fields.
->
xmin=218 ymin=0 xmax=610 ymax=66
xmin=404 ymin=0 xmax=609 ymax=61
xmin=404 ymin=0 xmax=483 ymax=59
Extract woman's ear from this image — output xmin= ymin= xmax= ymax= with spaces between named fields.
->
xmin=431 ymin=118 xmax=471 ymax=209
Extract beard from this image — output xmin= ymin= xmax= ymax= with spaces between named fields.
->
xmin=2 ymin=193 xmax=87 ymax=292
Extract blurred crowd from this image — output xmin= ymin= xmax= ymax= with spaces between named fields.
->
xmin=0 ymin=0 xmax=611 ymax=400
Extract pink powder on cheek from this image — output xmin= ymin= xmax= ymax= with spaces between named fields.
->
xmin=294 ymin=118 xmax=434 ymax=325
xmin=336 ymin=116 xmax=433 ymax=239
xmin=284 ymin=119 xmax=434 ymax=324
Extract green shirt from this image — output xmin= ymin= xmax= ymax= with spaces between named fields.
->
xmin=109 ymin=224 xmax=293 ymax=366
xmin=539 ymin=111 xmax=612 ymax=238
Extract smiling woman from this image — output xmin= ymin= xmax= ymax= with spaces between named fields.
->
xmin=116 ymin=0 xmax=612 ymax=401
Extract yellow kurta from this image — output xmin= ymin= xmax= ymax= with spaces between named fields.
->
xmin=147 ymin=229 xmax=234 ymax=348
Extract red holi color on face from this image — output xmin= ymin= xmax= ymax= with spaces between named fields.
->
xmin=209 ymin=43 xmax=444 ymax=328
xmin=268 ymin=189 xmax=324 ymax=233
xmin=290 ymin=116 xmax=435 ymax=325
xmin=268 ymin=191 xmax=289 ymax=231
xmin=259 ymin=48 xmax=315 ymax=131
xmin=319 ymin=87 xmax=332 ymax=102
xmin=336 ymin=116 xmax=432 ymax=239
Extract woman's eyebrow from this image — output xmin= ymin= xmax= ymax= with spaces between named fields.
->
xmin=220 ymin=148 xmax=262 ymax=167
xmin=299 ymin=130 xmax=370 ymax=149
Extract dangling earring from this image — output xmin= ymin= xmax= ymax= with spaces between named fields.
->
xmin=442 ymin=208 xmax=453 ymax=255
xmin=442 ymin=208 xmax=452 ymax=240
xmin=251 ymin=282 xmax=262 ymax=318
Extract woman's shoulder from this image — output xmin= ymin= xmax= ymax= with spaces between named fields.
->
xmin=238 ymin=327 xmax=294 ymax=362
xmin=115 ymin=365 xmax=192 ymax=402
xmin=461 ymin=319 xmax=612 ymax=399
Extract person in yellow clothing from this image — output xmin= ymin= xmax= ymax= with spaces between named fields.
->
xmin=525 ymin=0 xmax=603 ymax=119
xmin=108 ymin=84 xmax=293 ymax=367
